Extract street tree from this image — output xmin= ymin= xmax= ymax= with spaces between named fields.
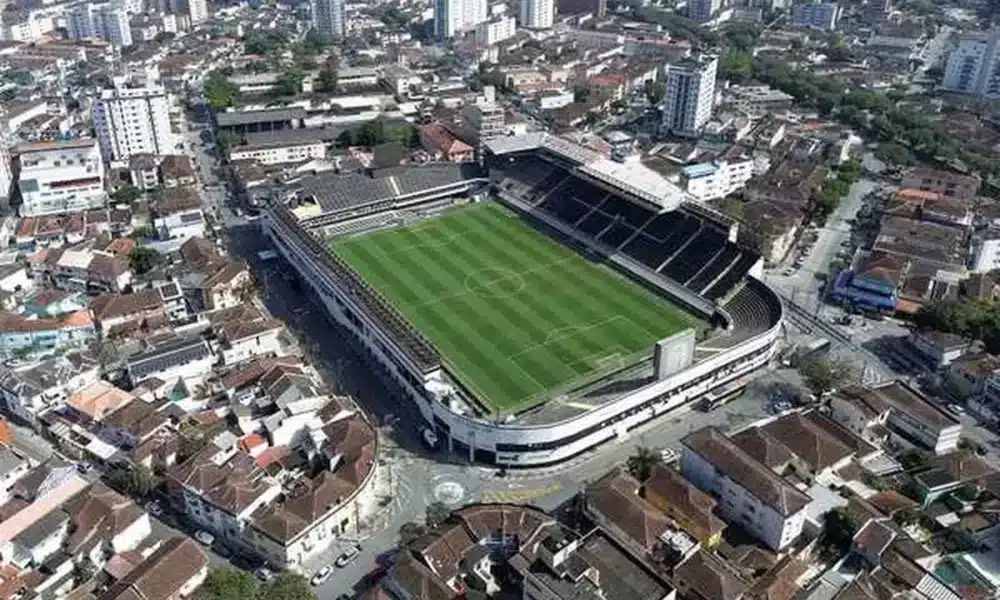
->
xmin=399 ymin=521 xmax=426 ymax=546
xmin=797 ymin=355 xmax=856 ymax=397
xmin=258 ymin=572 xmax=316 ymax=600
xmin=820 ymin=507 xmax=855 ymax=557
xmin=626 ymin=445 xmax=658 ymax=482
xmin=426 ymin=501 xmax=452 ymax=529
xmin=199 ymin=568 xmax=259 ymax=600
xmin=129 ymin=246 xmax=161 ymax=275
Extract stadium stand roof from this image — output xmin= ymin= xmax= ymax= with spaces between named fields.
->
xmin=295 ymin=164 xmax=482 ymax=223
xmin=216 ymin=108 xmax=306 ymax=127
xmin=487 ymin=133 xmax=690 ymax=210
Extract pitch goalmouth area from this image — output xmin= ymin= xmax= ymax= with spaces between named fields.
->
xmin=330 ymin=202 xmax=704 ymax=416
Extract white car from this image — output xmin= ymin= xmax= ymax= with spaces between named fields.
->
xmin=194 ymin=530 xmax=215 ymax=546
xmin=310 ymin=566 xmax=333 ymax=586
xmin=421 ymin=427 xmax=439 ymax=450
xmin=335 ymin=545 xmax=361 ymax=568
xmin=255 ymin=567 xmax=275 ymax=582
xmin=948 ymin=404 xmax=966 ymax=416
xmin=659 ymin=448 xmax=679 ymax=464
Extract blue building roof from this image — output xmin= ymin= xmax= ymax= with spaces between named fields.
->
xmin=682 ymin=163 xmax=719 ymax=179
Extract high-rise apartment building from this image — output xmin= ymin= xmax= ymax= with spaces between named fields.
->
xmin=474 ymin=16 xmax=516 ymax=45
xmin=662 ymin=54 xmax=717 ymax=138
xmin=519 ymin=0 xmax=553 ymax=28
xmin=435 ymin=0 xmax=487 ymax=40
xmin=68 ymin=1 xmax=132 ymax=48
xmin=555 ymin=0 xmax=605 ymax=17
xmin=687 ymin=0 xmax=721 ymax=22
xmin=16 ymin=139 xmax=106 ymax=217
xmin=92 ymin=76 xmax=175 ymax=163
xmin=942 ymin=30 xmax=1000 ymax=99
xmin=187 ymin=0 xmax=208 ymax=25
xmin=311 ymin=0 xmax=343 ymax=40
xmin=789 ymin=1 xmax=839 ymax=30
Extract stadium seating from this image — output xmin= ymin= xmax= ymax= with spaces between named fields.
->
xmin=323 ymin=211 xmax=400 ymax=238
xmin=538 ymin=194 xmax=592 ymax=224
xmin=705 ymin=253 xmax=759 ymax=300
xmin=660 ymin=228 xmax=726 ymax=284
xmin=577 ymin=209 xmax=613 ymax=237
xmin=723 ymin=279 xmax=782 ymax=343
xmin=687 ymin=246 xmax=740 ymax=295
xmin=526 ymin=172 xmax=761 ymax=300
xmin=597 ymin=221 xmax=637 ymax=249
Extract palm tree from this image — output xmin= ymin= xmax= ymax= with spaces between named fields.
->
xmin=627 ymin=446 xmax=658 ymax=482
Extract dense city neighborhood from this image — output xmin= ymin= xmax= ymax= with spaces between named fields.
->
xmin=2 ymin=0 xmax=1000 ymax=599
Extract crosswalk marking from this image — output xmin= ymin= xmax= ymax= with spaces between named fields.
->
xmin=479 ymin=484 xmax=561 ymax=504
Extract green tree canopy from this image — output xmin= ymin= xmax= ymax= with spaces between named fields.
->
xmin=199 ymin=569 xmax=259 ymax=600
xmin=258 ymin=573 xmax=316 ymax=600
xmin=626 ymin=445 xmax=658 ymax=482
xmin=203 ymin=70 xmax=239 ymax=110
xmin=111 ymin=184 xmax=141 ymax=203
xmin=820 ymin=507 xmax=856 ymax=557
xmin=129 ymin=246 xmax=161 ymax=276
xmin=798 ymin=355 xmax=856 ymax=397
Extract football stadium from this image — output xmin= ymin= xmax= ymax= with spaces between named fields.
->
xmin=264 ymin=133 xmax=783 ymax=467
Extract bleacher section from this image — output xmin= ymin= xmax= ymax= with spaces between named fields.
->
xmin=526 ymin=172 xmax=760 ymax=301
xmin=495 ymin=157 xmax=567 ymax=203
xmin=323 ymin=211 xmax=400 ymax=238
xmin=720 ymin=278 xmax=783 ymax=346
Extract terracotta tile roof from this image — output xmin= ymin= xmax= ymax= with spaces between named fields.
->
xmin=0 ymin=310 xmax=93 ymax=333
xmin=934 ymin=450 xmax=995 ymax=484
xmin=220 ymin=357 xmax=303 ymax=392
xmin=90 ymin=290 xmax=163 ymax=322
xmin=759 ymin=412 xmax=858 ymax=472
xmin=179 ymin=237 xmax=223 ymax=272
xmin=455 ymin=504 xmax=552 ymax=544
xmin=284 ymin=470 xmax=357 ymax=523
xmin=745 ymin=556 xmax=807 ymax=600
xmin=101 ymin=400 xmax=168 ymax=440
xmin=413 ymin=522 xmax=476 ymax=582
xmin=67 ymin=381 xmax=136 ymax=421
xmin=866 ymin=491 xmax=917 ymax=517
xmin=683 ymin=427 xmax=810 ymax=517
xmin=730 ymin=428 xmax=795 ymax=470
xmin=239 ymin=433 xmax=267 ymax=453
xmin=390 ymin=553 xmax=456 ymax=600
xmin=202 ymin=260 xmax=249 ymax=291
xmin=96 ymin=537 xmax=207 ymax=600
xmin=853 ymin=519 xmax=897 ymax=559
xmin=585 ymin=470 xmax=670 ymax=552
xmin=64 ymin=483 xmax=146 ymax=554
xmin=642 ymin=464 xmax=725 ymax=541
xmin=675 ymin=550 xmax=747 ymax=600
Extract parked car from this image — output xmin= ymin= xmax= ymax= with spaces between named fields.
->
xmin=659 ymin=448 xmax=679 ymax=464
xmin=145 ymin=500 xmax=163 ymax=516
xmin=421 ymin=427 xmax=439 ymax=450
xmin=194 ymin=530 xmax=215 ymax=546
xmin=335 ymin=545 xmax=362 ymax=568
xmin=947 ymin=403 xmax=966 ymax=416
xmin=254 ymin=567 xmax=275 ymax=582
xmin=311 ymin=566 xmax=333 ymax=586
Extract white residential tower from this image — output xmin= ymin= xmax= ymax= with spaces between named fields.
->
xmin=662 ymin=54 xmax=717 ymax=138
xmin=92 ymin=76 xmax=176 ymax=164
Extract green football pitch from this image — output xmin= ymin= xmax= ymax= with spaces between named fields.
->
xmin=331 ymin=203 xmax=701 ymax=414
